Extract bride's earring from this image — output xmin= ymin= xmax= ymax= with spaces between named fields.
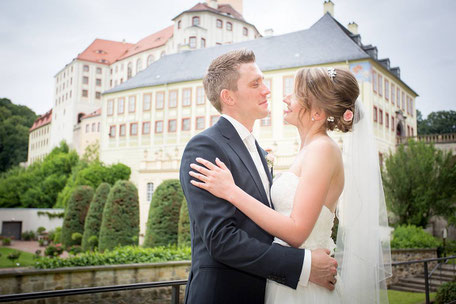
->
xmin=311 ymin=117 xmax=315 ymax=121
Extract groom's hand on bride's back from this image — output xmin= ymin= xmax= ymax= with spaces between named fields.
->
xmin=309 ymin=248 xmax=338 ymax=291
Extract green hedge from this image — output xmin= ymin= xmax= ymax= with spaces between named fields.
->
xmin=34 ymin=245 xmax=191 ymax=269
xmin=61 ymin=186 xmax=94 ymax=248
xmin=144 ymin=179 xmax=183 ymax=247
xmin=81 ymin=183 xmax=110 ymax=251
xmin=98 ymin=180 xmax=139 ymax=251
xmin=435 ymin=281 xmax=456 ymax=304
xmin=391 ymin=225 xmax=441 ymax=249
xmin=178 ymin=198 xmax=191 ymax=247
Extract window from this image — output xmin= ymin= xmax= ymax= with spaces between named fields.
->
xmin=189 ymin=36 xmax=196 ymax=49
xmin=411 ymin=127 xmax=414 ymax=136
xmin=391 ymin=116 xmax=395 ymax=131
xmin=130 ymin=123 xmax=138 ymax=136
xmin=210 ymin=115 xmax=220 ymax=126
xmin=385 ymin=79 xmax=390 ymax=101
xmin=182 ymin=88 xmax=192 ymax=106
xmin=168 ymin=119 xmax=177 ymax=132
xmin=155 ymin=120 xmax=163 ymax=133
xmin=127 ymin=62 xmax=132 ymax=79
xmin=196 ymin=87 xmax=205 ymax=104
xmin=379 ymin=109 xmax=383 ymax=125
xmin=82 ymin=89 xmax=88 ymax=97
xmin=97 ymin=122 xmax=100 ymax=132
xmin=192 ymin=16 xmax=200 ymax=26
xmin=83 ymin=65 xmax=89 ymax=72
xmin=161 ymin=51 xmax=166 ymax=57
xmin=128 ymin=96 xmax=136 ymax=112
xmin=373 ymin=106 xmax=378 ymax=122
xmin=216 ymin=19 xmax=223 ymax=28
xmin=391 ymin=84 xmax=396 ymax=105
xmin=201 ymin=38 xmax=206 ymax=48
xmin=109 ymin=125 xmax=116 ymax=137
xmin=110 ymin=79 xmax=112 ymax=87
xmin=178 ymin=20 xmax=182 ymax=29
xmin=92 ymin=123 xmax=96 ymax=132
xmin=136 ymin=58 xmax=142 ymax=73
xmin=196 ymin=117 xmax=205 ymax=130
xmin=107 ymin=99 xmax=114 ymax=115
xmin=147 ymin=182 xmax=154 ymax=202
xmin=119 ymin=124 xmax=126 ymax=136
xmin=96 ymin=78 xmax=101 ymax=86
xmin=372 ymin=70 xmax=378 ymax=93
xmin=401 ymin=92 xmax=405 ymax=110
xmin=156 ymin=92 xmax=164 ymax=109
xmin=118 ymin=98 xmax=125 ymax=114
xmin=83 ymin=76 xmax=89 ymax=84
xmin=261 ymin=113 xmax=272 ymax=126
xmin=96 ymin=67 xmax=102 ymax=74
xmin=396 ymin=88 xmax=401 ymax=108
xmin=95 ymin=92 xmax=101 ymax=99
xmin=227 ymin=22 xmax=232 ymax=31
xmin=243 ymin=27 xmax=248 ymax=36
xmin=169 ymin=90 xmax=178 ymax=108
xmin=147 ymin=55 xmax=154 ymax=66
xmin=182 ymin=118 xmax=190 ymax=131
xmin=86 ymin=124 xmax=89 ymax=133
xmin=385 ymin=113 xmax=389 ymax=128
xmin=378 ymin=74 xmax=383 ymax=97
xmin=407 ymin=125 xmax=410 ymax=136
xmin=283 ymin=76 xmax=294 ymax=96
xmin=142 ymin=122 xmax=150 ymax=134
xmin=143 ymin=94 xmax=151 ymax=111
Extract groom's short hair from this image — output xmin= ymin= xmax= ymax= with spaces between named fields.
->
xmin=203 ymin=49 xmax=256 ymax=113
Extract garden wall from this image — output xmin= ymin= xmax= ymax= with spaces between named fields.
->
xmin=388 ymin=248 xmax=438 ymax=285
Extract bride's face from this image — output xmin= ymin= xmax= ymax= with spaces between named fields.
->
xmin=283 ymin=94 xmax=309 ymax=127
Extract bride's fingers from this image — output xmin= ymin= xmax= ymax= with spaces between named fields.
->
xmin=189 ymin=171 xmax=208 ymax=182
xmin=195 ymin=157 xmax=217 ymax=170
xmin=190 ymin=163 xmax=211 ymax=176
xmin=190 ymin=179 xmax=208 ymax=190
xmin=215 ymin=158 xmax=228 ymax=170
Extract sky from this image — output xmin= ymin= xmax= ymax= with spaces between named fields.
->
xmin=0 ymin=0 xmax=455 ymax=118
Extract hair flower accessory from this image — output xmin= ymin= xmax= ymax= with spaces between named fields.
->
xmin=327 ymin=67 xmax=337 ymax=80
xmin=343 ymin=109 xmax=354 ymax=122
xmin=327 ymin=116 xmax=335 ymax=122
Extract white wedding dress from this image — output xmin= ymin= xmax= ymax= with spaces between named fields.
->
xmin=265 ymin=172 xmax=343 ymax=304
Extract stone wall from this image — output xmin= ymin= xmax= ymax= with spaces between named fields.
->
xmin=0 ymin=261 xmax=191 ymax=304
xmin=388 ymin=248 xmax=437 ymax=285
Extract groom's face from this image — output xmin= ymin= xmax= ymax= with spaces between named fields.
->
xmin=231 ymin=62 xmax=270 ymax=120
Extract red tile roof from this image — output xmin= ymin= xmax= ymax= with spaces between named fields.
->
xmin=117 ymin=25 xmax=174 ymax=61
xmin=80 ymin=108 xmax=101 ymax=120
xmin=174 ymin=2 xmax=245 ymax=22
xmin=30 ymin=109 xmax=52 ymax=132
xmin=77 ymin=39 xmax=134 ymax=65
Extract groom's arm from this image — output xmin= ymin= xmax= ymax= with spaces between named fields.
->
xmin=180 ymin=134 xmax=304 ymax=289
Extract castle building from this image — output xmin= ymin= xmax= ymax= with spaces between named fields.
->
xmin=28 ymin=109 xmax=52 ymax=164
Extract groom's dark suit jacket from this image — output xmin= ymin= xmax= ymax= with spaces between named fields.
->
xmin=180 ymin=117 xmax=305 ymax=304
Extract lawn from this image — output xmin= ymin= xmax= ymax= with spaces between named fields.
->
xmin=0 ymin=247 xmax=36 ymax=268
xmin=388 ymin=290 xmax=436 ymax=304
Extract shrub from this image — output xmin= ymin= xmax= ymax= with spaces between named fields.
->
xmin=2 ymin=237 xmax=11 ymax=246
xmin=34 ymin=245 xmax=191 ymax=269
xmin=391 ymin=225 xmax=441 ymax=249
xmin=21 ymin=230 xmax=36 ymax=241
xmin=7 ymin=251 xmax=21 ymax=265
xmin=61 ymin=186 xmax=94 ymax=248
xmin=71 ymin=232 xmax=82 ymax=245
xmin=52 ymin=227 xmax=62 ymax=243
xmin=81 ymin=183 xmax=110 ymax=251
xmin=178 ymin=198 xmax=191 ymax=247
xmin=144 ymin=179 xmax=183 ymax=247
xmin=44 ymin=244 xmax=64 ymax=258
xmin=69 ymin=245 xmax=83 ymax=256
xmin=34 ymin=250 xmax=41 ymax=259
xmin=88 ymin=235 xmax=98 ymax=249
xmin=99 ymin=180 xmax=139 ymax=251
xmin=435 ymin=281 xmax=456 ymax=304
xmin=37 ymin=226 xmax=46 ymax=235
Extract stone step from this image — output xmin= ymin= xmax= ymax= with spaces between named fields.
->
xmin=389 ymin=284 xmax=432 ymax=293
xmin=402 ymin=277 xmax=450 ymax=287
xmin=416 ymin=270 xmax=456 ymax=280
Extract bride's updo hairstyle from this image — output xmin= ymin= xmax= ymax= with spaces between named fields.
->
xmin=294 ymin=67 xmax=359 ymax=133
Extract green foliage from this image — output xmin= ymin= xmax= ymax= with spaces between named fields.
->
xmin=68 ymin=245 xmax=83 ymax=256
xmin=82 ymin=183 xmax=110 ymax=251
xmin=7 ymin=251 xmax=21 ymax=266
xmin=0 ymin=142 xmax=79 ymax=208
xmin=21 ymin=231 xmax=36 ymax=241
xmin=37 ymin=226 xmax=46 ymax=235
xmin=44 ymin=244 xmax=64 ymax=258
xmin=178 ymin=198 xmax=191 ymax=247
xmin=0 ymin=98 xmax=37 ymax=172
xmin=34 ymin=245 xmax=191 ymax=269
xmin=390 ymin=225 xmax=441 ymax=249
xmin=435 ymin=281 xmax=456 ymax=304
xmin=144 ymin=179 xmax=183 ymax=247
xmin=99 ymin=181 xmax=139 ymax=251
xmin=2 ymin=238 xmax=11 ymax=246
xmin=71 ymin=232 xmax=82 ymax=245
xmin=51 ymin=227 xmax=62 ymax=243
xmin=61 ymin=186 xmax=94 ymax=248
xmin=417 ymin=109 xmax=456 ymax=135
xmin=382 ymin=140 xmax=456 ymax=227
xmin=0 ymin=248 xmax=35 ymax=268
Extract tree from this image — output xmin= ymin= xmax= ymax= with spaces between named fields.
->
xmin=178 ymin=197 xmax=191 ymax=247
xmin=81 ymin=183 xmax=110 ymax=251
xmin=382 ymin=139 xmax=456 ymax=227
xmin=0 ymin=98 xmax=37 ymax=172
xmin=417 ymin=109 xmax=456 ymax=135
xmin=61 ymin=186 xmax=94 ymax=248
xmin=144 ymin=179 xmax=183 ymax=247
xmin=98 ymin=180 xmax=139 ymax=251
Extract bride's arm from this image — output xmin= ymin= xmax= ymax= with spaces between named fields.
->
xmin=190 ymin=141 xmax=337 ymax=248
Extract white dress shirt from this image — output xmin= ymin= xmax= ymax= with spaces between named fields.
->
xmin=221 ymin=114 xmax=311 ymax=287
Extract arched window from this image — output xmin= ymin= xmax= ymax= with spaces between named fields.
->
xmin=160 ymin=51 xmax=166 ymax=57
xmin=177 ymin=20 xmax=182 ymax=29
xmin=192 ymin=16 xmax=200 ymax=26
xmin=147 ymin=55 xmax=155 ymax=66
xmin=136 ymin=58 xmax=142 ymax=73
xmin=127 ymin=62 xmax=132 ymax=79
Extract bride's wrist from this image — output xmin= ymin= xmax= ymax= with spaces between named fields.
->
xmin=225 ymin=185 xmax=241 ymax=204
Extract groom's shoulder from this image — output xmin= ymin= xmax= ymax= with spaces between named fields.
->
xmin=185 ymin=124 xmax=222 ymax=148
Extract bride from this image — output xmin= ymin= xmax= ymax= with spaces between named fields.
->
xmin=189 ymin=67 xmax=392 ymax=303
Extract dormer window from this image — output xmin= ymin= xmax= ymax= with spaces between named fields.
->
xmin=243 ymin=27 xmax=248 ymax=36
xmin=178 ymin=20 xmax=182 ymax=29
xmin=227 ymin=22 xmax=232 ymax=31
xmin=216 ymin=19 xmax=223 ymax=28
xmin=192 ymin=16 xmax=200 ymax=26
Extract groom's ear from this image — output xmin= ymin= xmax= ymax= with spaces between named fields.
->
xmin=220 ymin=89 xmax=235 ymax=107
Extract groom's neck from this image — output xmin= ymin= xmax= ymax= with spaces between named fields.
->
xmin=222 ymin=111 xmax=254 ymax=132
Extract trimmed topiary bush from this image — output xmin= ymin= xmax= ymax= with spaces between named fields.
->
xmin=435 ymin=281 xmax=456 ymax=304
xmin=61 ymin=186 xmax=94 ymax=248
xmin=98 ymin=180 xmax=139 ymax=252
xmin=144 ymin=179 xmax=183 ymax=247
xmin=81 ymin=183 xmax=110 ymax=251
xmin=391 ymin=225 xmax=441 ymax=249
xmin=178 ymin=197 xmax=191 ymax=247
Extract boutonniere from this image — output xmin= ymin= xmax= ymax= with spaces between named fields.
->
xmin=265 ymin=152 xmax=275 ymax=170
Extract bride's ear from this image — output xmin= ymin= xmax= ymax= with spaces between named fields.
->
xmin=312 ymin=108 xmax=326 ymax=122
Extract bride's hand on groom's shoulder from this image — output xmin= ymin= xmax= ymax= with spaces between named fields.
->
xmin=189 ymin=157 xmax=236 ymax=201
xmin=309 ymin=248 xmax=338 ymax=291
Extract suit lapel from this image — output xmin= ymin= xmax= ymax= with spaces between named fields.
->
xmin=216 ymin=118 xmax=270 ymax=206
xmin=256 ymin=142 xmax=273 ymax=186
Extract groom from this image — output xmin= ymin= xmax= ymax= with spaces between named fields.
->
xmin=179 ymin=49 xmax=337 ymax=304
